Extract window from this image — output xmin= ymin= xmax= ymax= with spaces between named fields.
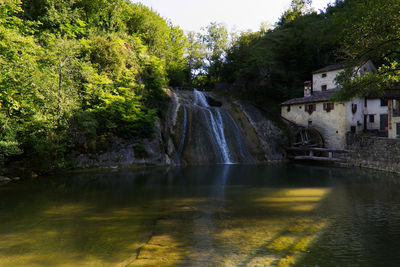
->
xmin=369 ymin=114 xmax=375 ymax=123
xmin=323 ymin=102 xmax=334 ymax=112
xmin=305 ymin=104 xmax=316 ymax=114
xmin=381 ymin=99 xmax=388 ymax=106
xmin=394 ymin=99 xmax=400 ymax=117
xmin=352 ymin=104 xmax=357 ymax=114
xmin=321 ymin=85 xmax=327 ymax=91
xmin=321 ymin=73 xmax=327 ymax=78
xmin=397 ymin=123 xmax=400 ymax=136
xmin=286 ymin=105 xmax=291 ymax=112
xmin=364 ymin=115 xmax=368 ymax=130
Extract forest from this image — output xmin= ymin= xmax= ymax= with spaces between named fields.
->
xmin=1 ymin=0 xmax=399 ymax=173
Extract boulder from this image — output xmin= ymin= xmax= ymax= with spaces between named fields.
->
xmin=0 ymin=176 xmax=11 ymax=182
xmin=205 ymin=95 xmax=222 ymax=107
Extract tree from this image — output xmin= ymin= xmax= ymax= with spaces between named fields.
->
xmin=0 ymin=0 xmax=39 ymax=169
xmin=186 ymin=31 xmax=207 ymax=83
xmin=164 ymin=24 xmax=188 ymax=87
xmin=278 ymin=0 xmax=312 ymax=26
xmin=197 ymin=22 xmax=230 ymax=86
xmin=202 ymin=22 xmax=229 ymax=63
xmin=0 ymin=0 xmax=190 ymax=173
xmin=331 ymin=0 xmax=400 ymax=100
xmin=219 ymin=9 xmax=336 ymax=104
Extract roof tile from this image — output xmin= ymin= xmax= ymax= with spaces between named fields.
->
xmin=281 ymin=89 xmax=338 ymax=105
xmin=312 ymin=63 xmax=346 ymax=74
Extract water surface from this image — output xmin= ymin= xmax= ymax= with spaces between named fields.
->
xmin=1 ymin=164 xmax=400 ymax=266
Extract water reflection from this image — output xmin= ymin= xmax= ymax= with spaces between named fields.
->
xmin=0 ymin=165 xmax=400 ymax=266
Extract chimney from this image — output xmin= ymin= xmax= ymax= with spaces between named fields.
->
xmin=304 ymin=81 xmax=312 ymax=97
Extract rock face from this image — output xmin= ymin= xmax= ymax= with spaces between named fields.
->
xmin=231 ymin=100 xmax=287 ymax=162
xmin=164 ymin=89 xmax=184 ymax=165
xmin=181 ymin=97 xmax=254 ymax=164
xmin=73 ymin=88 xmax=287 ymax=169
xmin=170 ymin=90 xmax=286 ymax=165
xmin=74 ymin=121 xmax=171 ymax=169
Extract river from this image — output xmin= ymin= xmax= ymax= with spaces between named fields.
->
xmin=1 ymin=164 xmax=400 ymax=266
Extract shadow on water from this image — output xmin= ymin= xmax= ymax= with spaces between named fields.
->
xmin=293 ymin=168 xmax=400 ymax=267
xmin=1 ymin=165 xmax=400 ymax=266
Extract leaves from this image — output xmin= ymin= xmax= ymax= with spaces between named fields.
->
xmin=0 ymin=0 xmax=187 ymax=173
xmin=218 ymin=11 xmax=335 ymax=104
xmin=330 ymin=0 xmax=400 ymax=98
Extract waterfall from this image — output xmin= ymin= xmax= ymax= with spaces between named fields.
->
xmin=193 ymin=89 xmax=233 ymax=164
xmin=193 ymin=89 xmax=210 ymax=107
xmin=172 ymin=89 xmax=254 ymax=165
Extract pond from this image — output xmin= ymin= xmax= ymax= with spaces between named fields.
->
xmin=1 ymin=164 xmax=400 ymax=266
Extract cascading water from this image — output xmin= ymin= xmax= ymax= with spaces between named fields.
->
xmin=193 ymin=89 xmax=233 ymax=164
xmin=172 ymin=89 xmax=254 ymax=165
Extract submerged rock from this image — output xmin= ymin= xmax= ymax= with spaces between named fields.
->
xmin=0 ymin=176 xmax=11 ymax=182
xmin=0 ymin=176 xmax=12 ymax=186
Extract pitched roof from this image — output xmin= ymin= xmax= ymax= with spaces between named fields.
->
xmin=366 ymin=90 xmax=400 ymax=99
xmin=312 ymin=63 xmax=346 ymax=74
xmin=281 ymin=89 xmax=338 ymax=105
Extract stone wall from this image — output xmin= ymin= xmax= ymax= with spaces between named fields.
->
xmin=346 ymin=133 xmax=400 ymax=173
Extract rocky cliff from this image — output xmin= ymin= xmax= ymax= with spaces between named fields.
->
xmin=73 ymin=89 xmax=287 ymax=168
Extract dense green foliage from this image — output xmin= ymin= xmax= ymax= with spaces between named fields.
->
xmin=188 ymin=0 xmax=340 ymax=106
xmin=330 ymin=0 xmax=400 ymax=100
xmin=0 ymin=0 xmax=188 ymax=172
xmin=2 ymin=0 xmax=398 ymax=173
xmin=197 ymin=0 xmax=400 ymax=105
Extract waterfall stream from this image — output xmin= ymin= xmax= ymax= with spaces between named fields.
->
xmin=193 ymin=89 xmax=233 ymax=164
xmin=173 ymin=89 xmax=253 ymax=165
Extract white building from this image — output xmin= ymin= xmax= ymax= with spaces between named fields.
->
xmin=379 ymin=91 xmax=400 ymax=138
xmin=281 ymin=61 xmax=388 ymax=149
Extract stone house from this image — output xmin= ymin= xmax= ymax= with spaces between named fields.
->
xmin=280 ymin=61 xmax=388 ymax=149
xmin=381 ymin=90 xmax=400 ymax=138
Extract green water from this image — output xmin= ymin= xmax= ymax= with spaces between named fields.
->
xmin=1 ymin=164 xmax=400 ymax=266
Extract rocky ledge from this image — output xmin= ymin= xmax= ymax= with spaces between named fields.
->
xmin=0 ymin=176 xmax=20 ymax=186
xmin=74 ymin=122 xmax=171 ymax=169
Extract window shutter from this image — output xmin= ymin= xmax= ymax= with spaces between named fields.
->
xmin=352 ymin=104 xmax=357 ymax=114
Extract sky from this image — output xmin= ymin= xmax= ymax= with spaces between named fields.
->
xmin=134 ymin=0 xmax=335 ymax=33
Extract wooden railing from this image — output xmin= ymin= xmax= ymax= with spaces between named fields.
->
xmin=286 ymin=147 xmax=350 ymax=163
